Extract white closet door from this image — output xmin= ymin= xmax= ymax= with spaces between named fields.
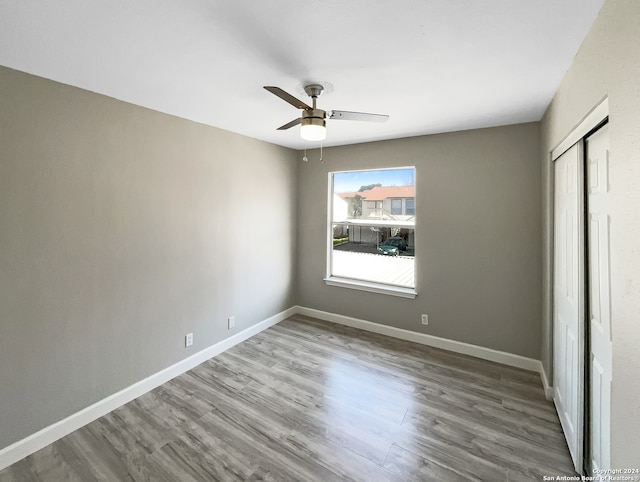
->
xmin=586 ymin=124 xmax=612 ymax=472
xmin=553 ymin=143 xmax=584 ymax=472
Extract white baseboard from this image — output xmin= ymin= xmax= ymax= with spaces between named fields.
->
xmin=539 ymin=364 xmax=554 ymax=400
xmin=294 ymin=306 xmax=542 ymax=373
xmin=0 ymin=306 xmax=296 ymax=472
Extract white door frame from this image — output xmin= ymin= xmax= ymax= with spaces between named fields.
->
xmin=551 ymin=98 xmax=609 ymax=161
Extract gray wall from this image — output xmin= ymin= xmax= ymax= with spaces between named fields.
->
xmin=540 ymin=0 xmax=640 ymax=466
xmin=296 ymin=123 xmax=542 ymax=359
xmin=0 ymin=66 xmax=298 ymax=450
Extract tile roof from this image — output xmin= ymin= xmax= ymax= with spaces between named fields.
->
xmin=359 ymin=185 xmax=415 ymax=201
xmin=337 ymin=185 xmax=415 ymax=201
xmin=337 ymin=191 xmax=360 ymax=199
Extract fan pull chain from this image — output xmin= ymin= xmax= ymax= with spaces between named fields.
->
xmin=301 ymin=144 xmax=323 ymax=163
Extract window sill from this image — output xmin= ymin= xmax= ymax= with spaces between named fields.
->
xmin=324 ymin=276 xmax=417 ymax=299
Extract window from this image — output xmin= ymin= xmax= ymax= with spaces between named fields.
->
xmin=328 ymin=167 xmax=416 ymax=297
xmin=406 ymin=198 xmax=415 ymax=215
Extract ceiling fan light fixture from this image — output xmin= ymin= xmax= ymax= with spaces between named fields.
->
xmin=300 ymin=117 xmax=326 ymax=141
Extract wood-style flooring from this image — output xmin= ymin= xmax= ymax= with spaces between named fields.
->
xmin=0 ymin=315 xmax=577 ymax=481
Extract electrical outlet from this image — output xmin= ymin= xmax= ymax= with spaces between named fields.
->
xmin=185 ymin=333 xmax=193 ymax=347
xmin=228 ymin=316 xmax=236 ymax=330
xmin=421 ymin=314 xmax=428 ymax=325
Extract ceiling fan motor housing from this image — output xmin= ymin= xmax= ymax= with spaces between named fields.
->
xmin=302 ymin=108 xmax=326 ymax=128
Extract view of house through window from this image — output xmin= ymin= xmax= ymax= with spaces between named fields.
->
xmin=330 ymin=167 xmax=415 ymax=289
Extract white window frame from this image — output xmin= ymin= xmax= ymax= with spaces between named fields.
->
xmin=324 ymin=167 xmax=417 ymax=299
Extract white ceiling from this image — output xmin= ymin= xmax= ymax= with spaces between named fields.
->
xmin=0 ymin=0 xmax=605 ymax=150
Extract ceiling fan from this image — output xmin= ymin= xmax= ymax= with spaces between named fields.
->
xmin=263 ymin=84 xmax=389 ymax=141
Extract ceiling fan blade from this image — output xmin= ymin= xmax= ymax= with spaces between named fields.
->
xmin=277 ymin=118 xmax=302 ymax=130
xmin=329 ymin=110 xmax=389 ymax=122
xmin=264 ymin=86 xmax=312 ymax=110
